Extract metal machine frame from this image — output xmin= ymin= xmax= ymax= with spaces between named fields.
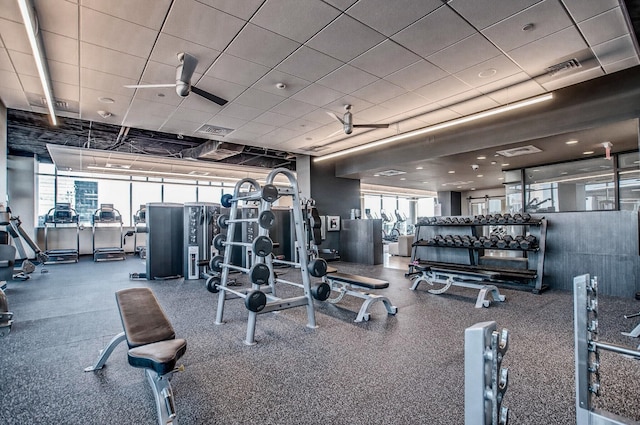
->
xmin=43 ymin=203 xmax=79 ymax=264
xmin=91 ymin=204 xmax=126 ymax=262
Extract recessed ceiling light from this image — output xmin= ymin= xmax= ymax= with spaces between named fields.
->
xmin=477 ymin=174 xmax=483 ymax=177
xmin=470 ymin=188 xmax=476 ymax=191
xmin=373 ymin=174 xmax=380 ymax=177
xmin=416 ymin=166 xmax=423 ymax=170
xmin=276 ymin=82 xmax=286 ymax=90
xmin=478 ymin=68 xmax=497 ymax=78
xmin=583 ymin=151 xmax=594 ymax=155
xmin=423 ymin=181 xmax=429 ymax=184
xmin=501 ymin=163 xmax=510 ymax=167
xmin=477 ymin=155 xmax=486 ymax=160
xmin=560 ymin=171 xmax=568 ymax=175
xmin=157 ymin=93 xmax=165 ymax=97
xmin=305 ymin=137 xmax=312 ymax=141
xmin=457 ymin=186 xmax=462 ymax=189
xmin=400 ymin=177 xmax=406 ymax=181
xmin=522 ymin=23 xmax=535 ymax=31
xmin=448 ymin=170 xmax=455 ymax=174
xmin=566 ymin=140 xmax=579 ymax=145
xmin=98 ymin=97 xmax=115 ymax=104
xmin=490 ymin=161 xmax=497 ymax=165
xmin=498 ymin=177 xmax=504 ymax=180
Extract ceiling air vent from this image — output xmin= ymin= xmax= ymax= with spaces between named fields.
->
xmin=181 ymin=140 xmax=244 ymax=160
xmin=377 ymin=169 xmax=406 ymax=176
xmin=546 ymin=58 xmax=581 ymax=76
xmin=496 ymin=145 xmax=542 ymax=157
xmin=188 ymin=170 xmax=210 ymax=176
xmin=26 ymin=93 xmax=79 ymax=113
xmin=196 ymin=124 xmax=234 ymax=136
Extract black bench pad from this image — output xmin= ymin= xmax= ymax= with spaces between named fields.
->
xmin=128 ymin=339 xmax=187 ymax=375
xmin=326 ymin=272 xmax=389 ymax=289
xmin=116 ymin=288 xmax=175 ymax=348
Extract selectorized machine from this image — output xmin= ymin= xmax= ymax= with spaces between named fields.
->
xmin=91 ymin=204 xmax=126 ymax=262
xmin=183 ymin=203 xmax=221 ymax=281
xmin=43 ymin=203 xmax=79 ymax=264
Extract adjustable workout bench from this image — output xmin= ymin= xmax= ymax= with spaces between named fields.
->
xmin=411 ymin=265 xmax=506 ymax=308
xmin=85 ymin=287 xmax=187 ymax=425
xmin=323 ymin=271 xmax=398 ymax=322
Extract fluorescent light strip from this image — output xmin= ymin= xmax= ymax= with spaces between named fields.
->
xmin=86 ymin=165 xmax=248 ymax=182
xmin=18 ymin=0 xmax=57 ymax=126
xmin=314 ymin=93 xmax=554 ymax=162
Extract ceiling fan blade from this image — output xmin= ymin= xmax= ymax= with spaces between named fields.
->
xmin=179 ymin=52 xmax=198 ymax=83
xmin=325 ymin=128 xmax=345 ymax=138
xmin=124 ymin=83 xmax=177 ymax=89
xmin=353 ymin=123 xmax=390 ymax=129
xmin=191 ymin=86 xmax=228 ymax=106
xmin=326 ymin=111 xmax=345 ymax=125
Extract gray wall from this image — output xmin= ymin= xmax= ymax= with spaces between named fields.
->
xmin=7 ymin=155 xmax=37 ymax=257
xmin=0 ymin=100 xmax=6 ymax=204
xmin=543 ymin=211 xmax=640 ymax=297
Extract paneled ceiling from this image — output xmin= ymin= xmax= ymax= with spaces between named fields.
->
xmin=1 ymin=0 xmax=639 ymax=192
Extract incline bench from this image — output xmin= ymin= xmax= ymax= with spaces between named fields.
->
xmin=85 ymin=287 xmax=187 ymax=425
xmin=410 ymin=264 xmax=506 ymax=308
xmin=323 ymin=271 xmax=398 ymax=322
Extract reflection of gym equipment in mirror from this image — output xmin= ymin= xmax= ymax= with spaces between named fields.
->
xmin=43 ymin=203 xmax=79 ymax=264
xmin=0 ymin=206 xmax=48 ymax=279
xmin=91 ymin=204 xmax=126 ymax=262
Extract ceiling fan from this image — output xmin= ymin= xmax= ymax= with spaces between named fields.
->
xmin=326 ymin=104 xmax=390 ymax=135
xmin=125 ymin=52 xmax=228 ymax=106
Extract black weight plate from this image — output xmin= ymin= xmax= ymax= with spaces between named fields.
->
xmin=252 ymin=235 xmax=273 ymax=257
xmin=311 ymin=282 xmax=331 ymax=301
xmin=258 ymin=210 xmax=276 ymax=229
xmin=221 ymin=193 xmax=233 ymax=208
xmin=206 ymin=276 xmax=220 ymax=293
xmin=244 ymin=290 xmax=267 ymax=312
xmin=217 ymin=214 xmax=229 ymax=229
xmin=209 ymin=255 xmax=224 ymax=272
xmin=250 ymin=263 xmax=271 ymax=285
xmin=308 ymin=258 xmax=328 ymax=278
xmin=213 ymin=234 xmax=226 ymax=252
xmin=261 ymin=184 xmax=279 ymax=203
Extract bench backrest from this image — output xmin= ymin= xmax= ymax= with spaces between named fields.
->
xmin=115 ymin=287 xmax=175 ymax=348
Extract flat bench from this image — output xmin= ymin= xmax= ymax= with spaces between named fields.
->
xmin=85 ymin=287 xmax=186 ymax=425
xmin=323 ymin=271 xmax=398 ymax=322
xmin=411 ymin=265 xmax=506 ymax=308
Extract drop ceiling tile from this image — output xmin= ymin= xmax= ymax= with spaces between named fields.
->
xmin=226 ymin=129 xmax=262 ymax=142
xmin=218 ymin=103 xmax=263 ymax=121
xmin=0 ymin=18 xmax=31 ymax=53
xmin=270 ymin=98 xmax=318 ymax=118
xmin=132 ymin=84 xmax=182 ymax=107
xmin=139 ymin=61 xmax=177 ymax=85
xmin=0 ymin=2 xmax=21 ymax=20
xmin=381 ymin=92 xmax=430 ymax=114
xmin=562 ymin=0 xmax=619 ymax=22
xmin=206 ymin=114 xmax=248 ymax=130
xmin=171 ymin=106 xmax=215 ymax=124
xmin=444 ymin=92 xmax=500 ymax=116
xmin=354 ymin=104 xmax=396 ymax=122
xmin=0 ymin=49 xmax=13 ymax=72
xmin=81 ymin=43 xmax=146 ymax=80
xmin=253 ymin=70 xmax=310 ymax=97
xmin=413 ymin=75 xmax=472 ymax=103
xmin=80 ymin=8 xmax=157 ymax=58
xmin=263 ymin=127 xmax=300 ymax=143
xmin=81 ymin=68 xmax=137 ymax=96
xmin=300 ymin=108 xmax=338 ymax=125
xmin=37 ymin=0 xmax=79 ymax=39
xmin=346 ymin=0 xmax=441 ymax=36
xmin=196 ymin=0 xmax=264 ymax=20
xmin=291 ymin=83 xmax=344 ymax=107
xmin=195 ymin=75 xmax=248 ymax=103
xmin=307 ymin=14 xmax=386 ymax=62
xmin=162 ymin=0 xmax=245 ymax=52
xmin=161 ymin=118 xmax=202 ymax=134
xmin=251 ymin=0 xmax=340 ymax=43
xmin=234 ymin=88 xmax=285 ymax=110
xmin=349 ymin=40 xmax=421 ymax=78
xmin=316 ymin=64 xmax=378 ymax=94
xmin=277 ymin=46 xmax=343 ymax=82
xmin=281 ymin=117 xmax=324 ymax=132
xmin=448 ymin=0 xmax=541 ymax=29
xmin=81 ymin=0 xmax=171 ymax=29
xmin=207 ymin=53 xmax=270 ymax=86
xmin=0 ymin=70 xmax=22 ymax=90
xmin=18 ymin=74 xmax=44 ymax=94
xmin=392 ymin=6 xmax=475 ymax=58
xmin=428 ymin=34 xmax=502 ymax=74
xmin=602 ymin=56 xmax=640 ymax=74
xmin=414 ymin=106 xmax=462 ymax=125
xmin=454 ymin=55 xmax=522 ymax=89
xmin=541 ymin=66 xmax=604 ymax=91
xmin=485 ymin=78 xmax=546 ymax=104
xmin=351 ymin=79 xmax=406 ymax=104
xmin=149 ymin=33 xmax=221 ymax=72
xmin=225 ymin=23 xmax=300 ymax=68
xmin=322 ymin=0 xmax=357 ymax=11
xmin=482 ymin=0 xmax=573 ymax=52
xmin=8 ymin=50 xmax=37 ymax=77
xmin=254 ymin=111 xmax=296 ymax=127
xmin=238 ymin=121 xmax=277 ymax=136
xmin=48 ymin=60 xmax=78 ymax=86
xmin=80 ymin=87 xmax=133 ymax=114
xmin=324 ymin=95 xmax=374 ymax=114
xmin=579 ymin=7 xmax=630 ymax=46
xmin=508 ymin=26 xmax=588 ymax=75
xmin=179 ymin=95 xmax=224 ymax=114
xmin=592 ymin=35 xmax=638 ymax=67
xmin=477 ymin=72 xmax=541 ymax=99
xmin=41 ymin=31 xmax=78 ymax=66
xmin=384 ymin=60 xmax=448 ymax=91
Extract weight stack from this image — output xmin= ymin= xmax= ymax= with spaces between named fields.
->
xmin=146 ymin=203 xmax=184 ymax=280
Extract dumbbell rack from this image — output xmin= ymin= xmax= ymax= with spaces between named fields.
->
xmin=211 ymin=168 xmax=323 ymax=345
xmin=409 ymin=214 xmax=547 ymax=293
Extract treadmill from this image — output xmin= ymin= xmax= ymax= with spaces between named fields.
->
xmin=43 ymin=203 xmax=79 ymax=264
xmin=91 ymin=204 xmax=126 ymax=262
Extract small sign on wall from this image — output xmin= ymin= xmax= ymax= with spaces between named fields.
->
xmin=326 ymin=215 xmax=340 ymax=231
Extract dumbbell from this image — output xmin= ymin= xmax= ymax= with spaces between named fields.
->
xmin=453 ymin=236 xmax=464 ymax=247
xmin=445 ymin=235 xmax=456 ymax=246
xmin=493 ymin=214 xmax=503 ymax=224
xmin=519 ymin=235 xmax=537 ymax=250
xmin=462 ymin=236 xmax=473 ymax=247
xmin=483 ymin=235 xmax=500 ymax=248
xmin=461 ymin=217 xmax=472 ymax=224
xmin=502 ymin=213 xmax=513 ymax=224
xmin=436 ymin=236 xmax=448 ymax=246
xmin=425 ymin=237 xmax=437 ymax=246
xmin=508 ymin=236 xmax=521 ymax=249
xmin=473 ymin=237 xmax=484 ymax=248
xmin=496 ymin=235 xmax=513 ymax=249
xmin=474 ymin=215 xmax=485 ymax=224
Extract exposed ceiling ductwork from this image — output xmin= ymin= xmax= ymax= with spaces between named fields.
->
xmin=180 ymin=140 xmax=245 ymax=161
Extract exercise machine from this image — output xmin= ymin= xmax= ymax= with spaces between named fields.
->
xmin=43 ymin=203 xmax=79 ymax=264
xmin=133 ymin=205 xmax=147 ymax=258
xmin=91 ymin=204 xmax=126 ymax=262
xmin=183 ymin=202 xmax=220 ymax=281
xmin=465 ymin=321 xmax=509 ymax=425
xmin=0 ymin=206 xmax=48 ymax=277
xmin=85 ymin=287 xmax=186 ymax=425
xmin=574 ymin=274 xmax=640 ymax=425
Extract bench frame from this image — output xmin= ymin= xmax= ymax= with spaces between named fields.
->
xmin=323 ymin=272 xmax=398 ymax=322
xmin=411 ymin=266 xmax=506 ymax=308
xmin=85 ymin=288 xmax=184 ymax=425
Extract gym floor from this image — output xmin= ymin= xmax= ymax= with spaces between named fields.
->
xmin=0 ymin=254 xmax=639 ymax=424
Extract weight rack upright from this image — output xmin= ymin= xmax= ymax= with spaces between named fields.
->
xmin=211 ymin=169 xmax=326 ymax=345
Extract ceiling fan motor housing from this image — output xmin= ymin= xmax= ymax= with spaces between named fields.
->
xmin=343 ymin=110 xmax=353 ymax=134
xmin=175 ymin=65 xmax=190 ymax=97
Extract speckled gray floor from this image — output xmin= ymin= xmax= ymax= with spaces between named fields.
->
xmin=0 ymin=255 xmax=639 ymax=424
